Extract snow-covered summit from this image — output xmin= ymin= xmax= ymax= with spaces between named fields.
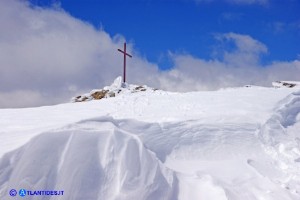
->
xmin=1 ymin=83 xmax=300 ymax=200
xmin=72 ymin=76 xmax=158 ymax=102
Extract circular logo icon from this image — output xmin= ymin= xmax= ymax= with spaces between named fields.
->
xmin=19 ymin=189 xmax=26 ymax=197
xmin=9 ymin=189 xmax=17 ymax=196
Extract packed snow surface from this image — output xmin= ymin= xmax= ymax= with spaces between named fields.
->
xmin=0 ymin=80 xmax=300 ymax=200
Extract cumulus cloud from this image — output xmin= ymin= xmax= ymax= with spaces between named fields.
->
xmin=0 ymin=0 xmax=299 ymax=108
xmin=159 ymin=54 xmax=300 ymax=92
xmin=159 ymin=33 xmax=299 ymax=91
xmin=0 ymin=0 xmax=160 ymax=108
xmin=215 ymin=33 xmax=268 ymax=66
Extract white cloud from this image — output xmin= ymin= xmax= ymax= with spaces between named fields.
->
xmin=158 ymin=32 xmax=299 ymax=92
xmin=0 ymin=0 xmax=299 ymax=108
xmin=159 ymin=54 xmax=300 ymax=92
xmin=215 ymin=32 xmax=268 ymax=66
xmin=0 ymin=0 xmax=160 ymax=108
xmin=0 ymin=90 xmax=51 ymax=108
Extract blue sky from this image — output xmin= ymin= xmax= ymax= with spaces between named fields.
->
xmin=30 ymin=0 xmax=300 ymax=69
xmin=0 ymin=0 xmax=300 ymax=108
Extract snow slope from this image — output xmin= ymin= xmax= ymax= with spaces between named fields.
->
xmin=0 ymin=81 xmax=300 ymax=200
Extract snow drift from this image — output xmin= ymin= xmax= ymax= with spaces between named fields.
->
xmin=259 ymin=90 xmax=300 ymax=194
xmin=0 ymin=79 xmax=300 ymax=199
xmin=0 ymin=117 xmax=177 ymax=200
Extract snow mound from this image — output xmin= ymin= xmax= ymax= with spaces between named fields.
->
xmin=0 ymin=117 xmax=178 ymax=200
xmin=272 ymin=81 xmax=300 ymax=88
xmin=72 ymin=76 xmax=158 ymax=102
xmin=1 ymin=85 xmax=300 ymax=199
xmin=259 ymin=90 xmax=300 ymax=194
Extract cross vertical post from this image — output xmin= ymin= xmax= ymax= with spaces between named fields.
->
xmin=118 ymin=42 xmax=132 ymax=83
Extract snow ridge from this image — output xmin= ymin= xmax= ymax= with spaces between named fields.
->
xmin=0 ymin=117 xmax=178 ymax=200
xmin=259 ymin=90 xmax=300 ymax=194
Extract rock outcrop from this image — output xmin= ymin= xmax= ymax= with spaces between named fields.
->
xmin=272 ymin=81 xmax=300 ymax=88
xmin=72 ymin=77 xmax=158 ymax=103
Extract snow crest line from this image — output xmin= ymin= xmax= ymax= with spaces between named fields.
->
xmin=0 ymin=118 xmax=178 ymax=200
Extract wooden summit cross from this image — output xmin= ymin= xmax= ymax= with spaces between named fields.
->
xmin=118 ymin=42 xmax=132 ymax=83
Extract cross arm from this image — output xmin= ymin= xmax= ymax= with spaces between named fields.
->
xmin=118 ymin=49 xmax=132 ymax=58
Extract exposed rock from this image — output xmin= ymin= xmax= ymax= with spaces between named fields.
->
xmin=71 ymin=76 xmax=159 ymax=103
xmin=282 ymin=82 xmax=296 ymax=88
xmin=135 ymin=86 xmax=144 ymax=90
xmin=272 ymin=81 xmax=300 ymax=88
xmin=82 ymin=97 xmax=89 ymax=101
xmin=91 ymin=90 xmax=108 ymax=100
xmin=73 ymin=96 xmax=90 ymax=102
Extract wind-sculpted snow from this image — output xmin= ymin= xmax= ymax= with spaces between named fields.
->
xmin=118 ymin=119 xmax=298 ymax=199
xmin=0 ymin=117 xmax=178 ymax=200
xmin=259 ymin=90 xmax=300 ymax=195
xmin=1 ymin=86 xmax=300 ymax=199
xmin=118 ymin=119 xmax=260 ymax=161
